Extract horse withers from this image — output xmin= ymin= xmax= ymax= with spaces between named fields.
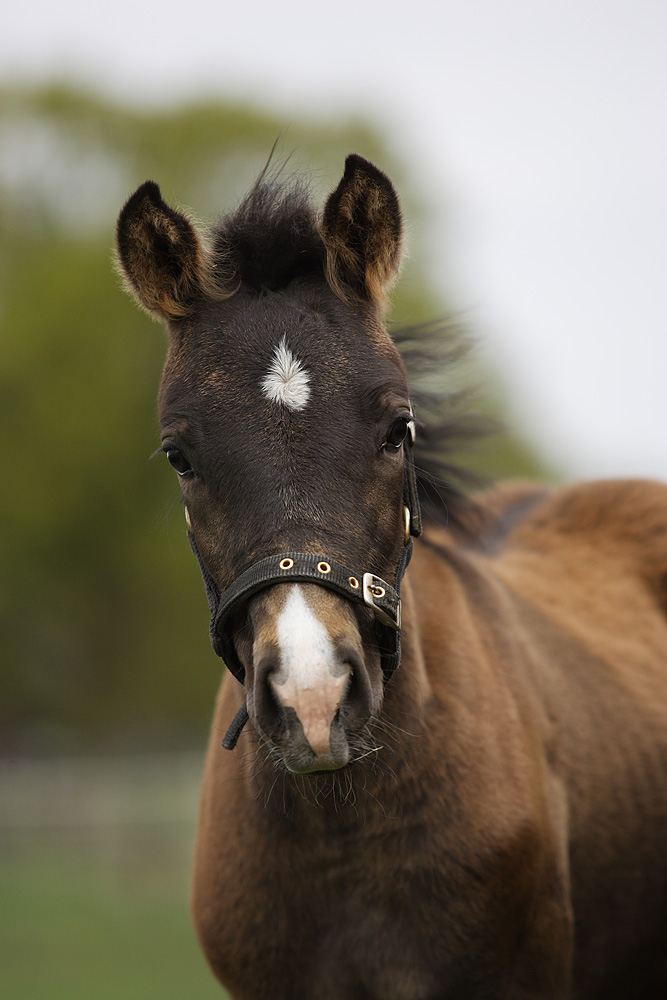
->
xmin=116 ymin=154 xmax=667 ymax=999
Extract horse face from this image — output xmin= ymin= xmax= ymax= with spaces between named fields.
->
xmin=116 ymin=156 xmax=408 ymax=771
xmin=160 ymin=291 xmax=410 ymax=770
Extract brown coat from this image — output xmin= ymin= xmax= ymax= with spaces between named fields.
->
xmin=116 ymin=156 xmax=667 ymax=1000
xmin=192 ymin=480 xmax=667 ymax=999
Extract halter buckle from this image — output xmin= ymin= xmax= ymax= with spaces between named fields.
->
xmin=363 ymin=572 xmax=401 ymax=631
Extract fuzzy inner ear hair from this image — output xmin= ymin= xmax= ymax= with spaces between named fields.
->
xmin=320 ymin=154 xmax=404 ymax=310
xmin=115 ymin=181 xmax=224 ymax=322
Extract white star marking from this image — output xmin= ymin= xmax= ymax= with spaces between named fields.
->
xmin=261 ymin=337 xmax=311 ymax=411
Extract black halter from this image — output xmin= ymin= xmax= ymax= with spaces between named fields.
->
xmin=187 ymin=423 xmax=422 ymax=750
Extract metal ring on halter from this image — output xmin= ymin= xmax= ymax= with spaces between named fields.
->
xmin=363 ymin=573 xmax=399 ymax=630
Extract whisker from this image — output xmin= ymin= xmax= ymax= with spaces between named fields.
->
xmin=351 ymin=745 xmax=384 ymax=763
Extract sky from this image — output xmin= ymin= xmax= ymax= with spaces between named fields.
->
xmin=3 ymin=0 xmax=666 ymax=480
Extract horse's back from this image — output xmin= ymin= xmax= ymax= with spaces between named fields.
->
xmin=489 ymin=478 xmax=667 ymax=693
xmin=476 ymin=477 xmax=667 ymax=569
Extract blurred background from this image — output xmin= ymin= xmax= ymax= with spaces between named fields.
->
xmin=1 ymin=2 xmax=665 ymax=997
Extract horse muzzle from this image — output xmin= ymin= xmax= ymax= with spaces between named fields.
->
xmin=243 ymin=583 xmax=382 ymax=772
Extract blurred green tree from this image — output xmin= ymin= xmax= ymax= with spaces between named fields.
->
xmin=0 ymin=85 xmax=548 ymax=754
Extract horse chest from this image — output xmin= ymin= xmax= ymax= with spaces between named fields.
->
xmin=218 ymin=873 xmax=457 ymax=1000
xmin=205 ymin=822 xmax=507 ymax=1000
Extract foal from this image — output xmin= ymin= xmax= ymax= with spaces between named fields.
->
xmin=116 ymin=155 xmax=667 ymax=999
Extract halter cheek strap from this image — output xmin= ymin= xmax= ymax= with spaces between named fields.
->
xmin=187 ymin=426 xmax=422 ymax=750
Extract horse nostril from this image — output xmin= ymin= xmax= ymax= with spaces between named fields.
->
xmin=337 ymin=647 xmax=372 ymax=727
xmin=257 ymin=654 xmax=279 ymax=681
xmin=338 ymin=671 xmax=354 ymax=721
xmin=252 ymin=653 xmax=287 ymax=737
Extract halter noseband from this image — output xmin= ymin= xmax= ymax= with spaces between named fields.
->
xmin=187 ymin=421 xmax=422 ymax=750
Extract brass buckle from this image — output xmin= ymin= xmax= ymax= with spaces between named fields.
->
xmin=403 ymin=504 xmax=411 ymax=545
xmin=363 ymin=573 xmax=400 ymax=631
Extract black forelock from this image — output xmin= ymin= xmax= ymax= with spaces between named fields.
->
xmin=212 ymin=170 xmax=325 ymax=293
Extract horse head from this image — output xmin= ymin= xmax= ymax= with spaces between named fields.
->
xmin=116 ymin=156 xmax=419 ymax=773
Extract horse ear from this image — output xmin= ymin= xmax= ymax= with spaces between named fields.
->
xmin=116 ymin=181 xmax=218 ymax=321
xmin=320 ymin=154 xmax=403 ymax=309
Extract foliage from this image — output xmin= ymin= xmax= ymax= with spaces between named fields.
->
xmin=0 ymin=85 xmax=548 ymax=753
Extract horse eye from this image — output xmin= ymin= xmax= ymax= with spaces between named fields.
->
xmin=384 ymin=417 xmax=410 ymax=450
xmin=165 ymin=447 xmax=193 ymax=477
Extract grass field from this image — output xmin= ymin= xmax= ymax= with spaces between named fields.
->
xmin=0 ymin=754 xmax=227 ymax=1000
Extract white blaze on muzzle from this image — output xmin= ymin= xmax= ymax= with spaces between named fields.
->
xmin=268 ymin=585 xmax=350 ymax=757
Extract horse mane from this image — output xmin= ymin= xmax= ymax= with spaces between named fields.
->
xmin=393 ymin=321 xmax=494 ymax=539
xmin=212 ymin=169 xmax=494 ymax=537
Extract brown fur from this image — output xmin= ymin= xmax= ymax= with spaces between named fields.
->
xmin=192 ymin=481 xmax=667 ymax=999
xmin=320 ymin=154 xmax=403 ymax=311
xmin=115 ymin=181 xmax=232 ymax=320
xmin=117 ymin=157 xmax=667 ymax=999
